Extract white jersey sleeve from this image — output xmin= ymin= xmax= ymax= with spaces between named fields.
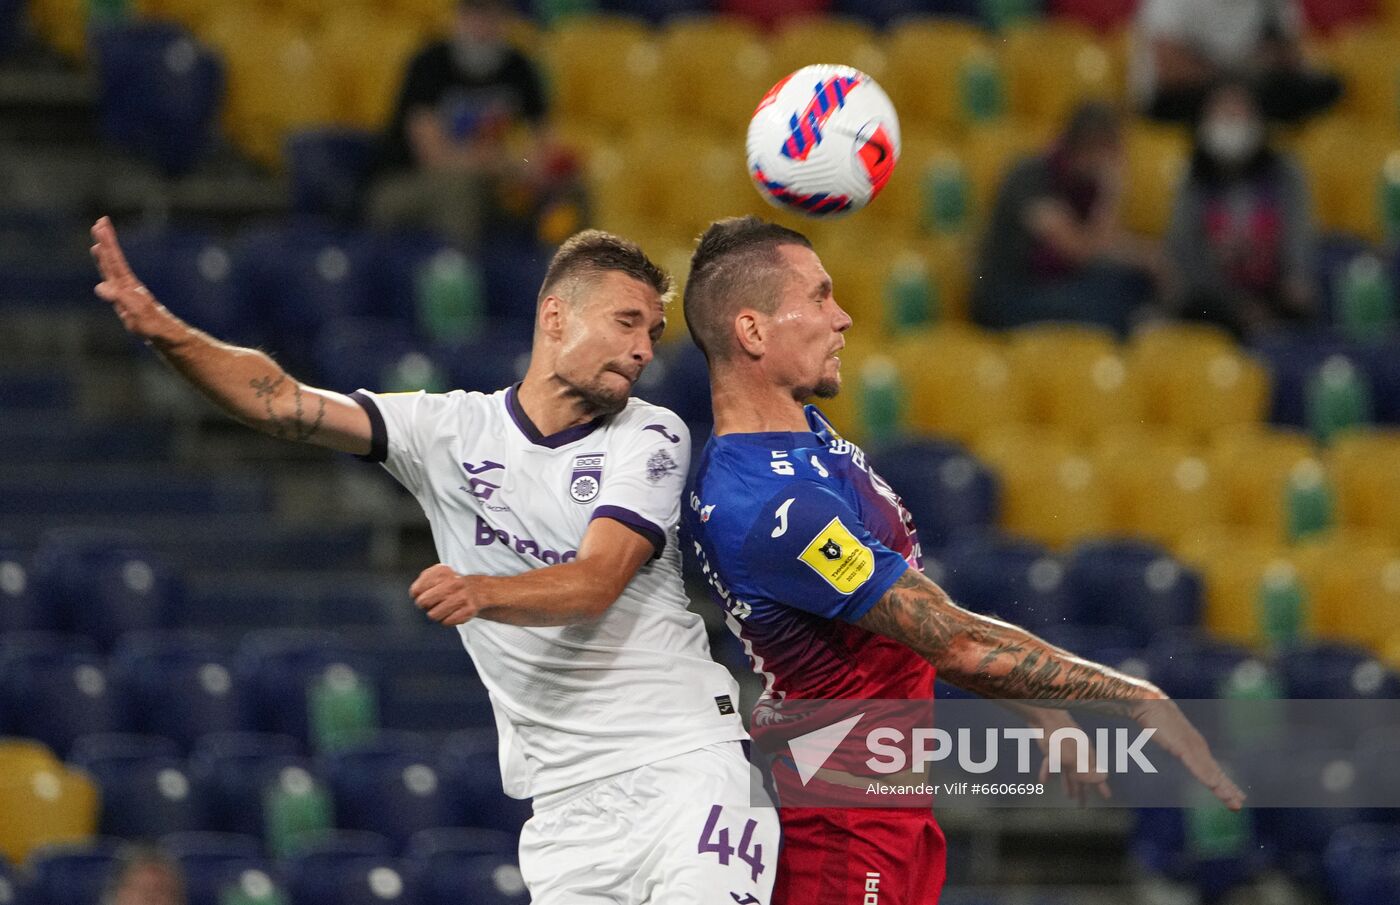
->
xmin=589 ymin=410 xmax=691 ymax=557
xmin=350 ymin=388 xmax=470 ymax=499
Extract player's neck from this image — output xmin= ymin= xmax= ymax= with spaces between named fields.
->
xmin=710 ymin=376 xmax=810 ymax=435
xmin=515 ymin=374 xmax=603 ymax=436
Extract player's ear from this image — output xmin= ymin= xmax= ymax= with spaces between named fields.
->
xmin=537 ymin=294 xmax=567 ymax=340
xmin=733 ymin=309 xmax=766 ymax=358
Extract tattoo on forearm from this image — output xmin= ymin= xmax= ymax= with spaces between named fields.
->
xmin=247 ymin=373 xmax=324 ymax=442
xmin=250 ymin=374 xmax=285 ymax=398
xmin=859 ymin=571 xmax=1145 ymax=714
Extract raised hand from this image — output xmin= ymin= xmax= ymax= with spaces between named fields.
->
xmin=1131 ymin=698 xmax=1246 ymax=811
xmin=91 ymin=216 xmax=173 ymax=340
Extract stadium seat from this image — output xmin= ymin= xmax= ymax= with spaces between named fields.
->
xmin=1359 ymin=335 xmax=1400 ymax=425
xmin=657 ymin=17 xmax=772 ymax=138
xmin=541 ymin=16 xmax=661 ymax=139
xmin=1093 ymin=439 xmax=1223 ymax=549
xmin=1005 ymin=324 xmax=1143 ymax=438
xmin=1129 ymin=333 xmax=1270 ymax=439
xmin=1141 ymin=631 xmax=1256 ymax=700
xmin=316 ymin=11 xmax=424 ymax=133
xmin=1324 ymin=822 xmax=1400 ymax=905
xmin=0 ymin=641 xmax=123 ymax=755
xmin=1327 ymin=429 xmax=1400 ymax=539
xmin=1277 ymin=642 xmax=1400 ymax=699
xmin=1249 ymin=746 xmax=1369 ymax=885
xmin=26 ymin=840 xmax=126 ymax=905
xmin=91 ymin=21 xmax=224 ymax=176
xmin=69 ymin=743 xmax=206 ymax=839
xmin=324 ymin=733 xmax=457 ymax=848
xmin=1206 ymin=426 xmax=1322 ymax=540
xmin=864 ymin=437 xmax=1000 ymax=551
xmin=1321 ymin=27 xmax=1400 ymax=131
xmin=1247 ymin=329 xmax=1368 ymax=429
xmin=930 ymin=534 xmax=1073 ymax=630
xmin=973 ymin=424 xmax=1111 ymax=550
xmin=159 ymin=832 xmax=270 ymax=905
xmin=340 ymin=630 xmax=494 ymax=736
xmin=633 ymin=341 xmax=714 ymax=428
xmin=29 ymin=530 xmax=182 ymax=649
xmin=1063 ymin=540 xmax=1203 ymax=648
xmin=1300 ymin=124 xmax=1400 ymax=243
xmin=832 ymin=0 xmax=941 ymax=27
xmin=370 ymin=231 xmax=478 ymax=336
xmin=437 ymin=730 xmax=532 ymax=835
xmin=234 ymin=630 xmax=379 ymax=749
xmin=768 ymin=16 xmax=884 ymax=85
xmin=1123 ymin=123 xmax=1190 ymax=237
xmin=283 ymin=845 xmax=420 ymax=905
xmin=286 ymin=128 xmax=379 ymax=221
xmin=889 ymin=327 xmax=1029 ymax=445
xmin=190 ymin=731 xmax=305 ymax=835
xmin=313 ymin=317 xmax=423 ymax=396
xmin=411 ymin=852 xmax=528 ymax=905
xmin=0 ymin=764 xmax=100 ymax=865
xmin=0 ymin=544 xmax=42 ymax=633
xmin=1130 ymin=806 xmax=1261 ymax=902
xmin=476 ymin=238 xmax=552 ymax=325
xmin=1001 ymin=21 xmax=1120 ymax=130
xmin=404 ymin=827 xmax=516 ymax=861
xmin=960 ymin=121 xmax=1049 ymax=220
xmin=115 ymin=229 xmax=260 ymax=348
xmin=109 ymin=632 xmax=249 ymax=750
xmin=1174 ymin=534 xmax=1298 ymax=646
xmin=0 ymin=737 xmax=62 ymax=778
xmin=1293 ymin=535 xmax=1400 ymax=651
xmin=885 ymin=18 xmax=999 ymax=142
xmin=0 ymin=859 xmax=29 ymax=905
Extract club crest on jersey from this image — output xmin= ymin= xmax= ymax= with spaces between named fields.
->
xmin=799 ymin=517 xmax=874 ymax=594
xmin=569 ymin=453 xmax=605 ymax=503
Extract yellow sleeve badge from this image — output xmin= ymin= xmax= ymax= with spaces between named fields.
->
xmin=798 ymin=517 xmax=875 ymax=594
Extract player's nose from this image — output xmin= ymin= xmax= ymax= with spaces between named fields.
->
xmin=831 ymin=298 xmax=854 ymax=332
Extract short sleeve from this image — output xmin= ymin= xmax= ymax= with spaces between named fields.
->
xmin=738 ymin=482 xmax=909 ymax=624
xmin=589 ymin=413 xmax=691 ymax=557
xmin=350 ymin=389 xmax=461 ymax=499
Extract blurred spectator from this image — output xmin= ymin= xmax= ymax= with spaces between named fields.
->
xmin=971 ymin=102 xmax=1162 ymax=337
xmin=1130 ymin=0 xmax=1343 ymax=123
xmin=365 ymin=0 xmax=581 ymax=248
xmin=102 ymin=848 xmax=186 ymax=905
xmin=1165 ymin=79 xmax=1318 ymax=339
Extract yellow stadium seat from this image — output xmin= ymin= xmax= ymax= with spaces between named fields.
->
xmin=802 ymin=333 xmax=886 ymax=446
xmin=1298 ymin=121 xmax=1400 ymax=243
xmin=1098 ymin=445 xmax=1226 ymax=548
xmin=0 ymin=765 xmax=99 ymax=865
xmin=815 ymin=229 xmax=899 ymax=332
xmin=1127 ymin=325 xmax=1267 ymax=438
xmin=1176 ymin=535 xmax=1298 ymax=646
xmin=542 ymin=16 xmax=662 ymax=138
xmin=889 ymin=327 xmax=1029 ymax=445
xmin=768 ymin=16 xmax=885 ymax=84
xmin=975 ymin=425 xmax=1110 ymax=549
xmin=138 ymin=0 xmax=219 ymax=31
xmin=959 ymin=122 xmax=1049 ymax=222
xmin=658 ymin=17 xmax=772 ymax=139
xmin=880 ymin=138 xmax=966 ymax=234
xmin=0 ymin=739 xmax=60 ymax=777
xmin=318 ymin=12 xmax=426 ymax=132
xmin=1207 ymin=426 xmax=1320 ymax=540
xmin=1005 ymin=324 xmax=1145 ymax=439
xmin=1319 ymin=27 xmax=1400 ymax=129
xmin=586 ymin=133 xmax=707 ymax=248
xmin=27 ymin=0 xmax=86 ymax=60
xmin=884 ymin=18 xmax=998 ymax=139
xmin=1000 ymin=21 xmax=1121 ymax=131
xmin=1123 ymin=123 xmax=1190 ymax=237
xmin=1294 ymin=536 xmax=1400 ymax=652
xmin=1326 ymin=429 xmax=1400 ymax=539
xmin=910 ymin=234 xmax=975 ymax=323
xmin=668 ymin=140 xmax=769 ymax=243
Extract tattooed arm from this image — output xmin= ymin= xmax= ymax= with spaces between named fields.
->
xmin=91 ymin=217 xmax=371 ymax=455
xmin=858 ymin=569 xmax=1246 ymax=809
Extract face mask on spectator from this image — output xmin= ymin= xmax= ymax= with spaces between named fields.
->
xmin=1201 ymin=117 xmax=1263 ymax=165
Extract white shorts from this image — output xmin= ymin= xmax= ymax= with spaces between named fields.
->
xmin=519 ymin=741 xmax=780 ymax=904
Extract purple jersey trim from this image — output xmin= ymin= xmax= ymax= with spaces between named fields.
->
xmin=505 ymin=383 xmax=606 ymax=449
xmin=592 ymin=504 xmax=666 ymax=558
xmin=349 ymin=390 xmax=388 ymax=463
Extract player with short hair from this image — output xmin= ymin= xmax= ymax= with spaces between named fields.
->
xmin=681 ymin=216 xmax=1244 ymax=904
xmin=91 ymin=217 xmax=778 ymax=904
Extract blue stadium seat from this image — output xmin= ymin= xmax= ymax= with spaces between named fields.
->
xmin=404 ymin=827 xmax=516 ymax=860
xmin=864 ymin=438 xmax=1000 ymax=551
xmin=477 ymin=239 xmax=550 ymax=325
xmin=1359 ymin=337 xmax=1400 ymax=425
xmin=110 ymin=632 xmax=248 ymax=749
xmin=234 ymin=630 xmax=378 ymax=746
xmin=411 ymin=852 xmax=528 ymax=905
xmin=116 ymin=229 xmax=257 ymax=347
xmin=633 ymin=341 xmax=714 ymax=427
xmin=69 ymin=741 xmax=206 ymax=839
xmin=438 ymin=330 xmax=533 ymax=395
xmin=1277 ymin=643 xmax=1400 ymax=699
xmin=834 ymin=0 xmax=945 ymax=26
xmin=232 ymin=223 xmax=380 ymax=371
xmin=0 ymin=417 xmax=175 ymax=466
xmin=341 ymin=630 xmax=494 ymax=735
xmin=1130 ymin=807 xmax=1262 ymax=902
xmin=599 ymin=0 xmax=714 ymax=22
xmin=182 ymin=576 xmax=404 ymax=635
xmin=1 ymin=472 xmax=268 ymax=518
xmin=437 ymin=730 xmax=531 ymax=835
xmin=0 ymin=543 xmax=42 ymax=633
xmin=1314 ymin=234 xmax=1373 ymax=325
xmin=1141 ymin=631 xmax=1255 ymax=700
xmin=369 ymin=232 xmax=467 ymax=332
xmin=1063 ymin=540 xmax=1203 ymax=648
xmin=69 ymin=733 xmax=182 ymax=764
xmin=158 ymin=832 xmax=269 ymax=905
xmin=1249 ymin=747 xmax=1370 ymax=885
xmin=0 ymin=372 xmax=73 ymax=413
xmin=283 ymin=847 xmax=421 ymax=905
xmin=312 ymin=317 xmax=419 ymax=396
xmin=0 ymin=858 xmax=31 ymax=905
xmin=928 ymin=534 xmax=1072 ymax=630
xmin=91 ymin=22 xmax=224 ymax=176
xmin=286 ymin=129 xmax=378 ymax=221
xmin=0 ymin=638 xmax=122 ymax=755
xmin=1033 ymin=624 xmax=1142 ymax=669
xmin=1248 ymin=329 xmax=1371 ymax=428
xmin=27 ymin=841 xmax=126 ymax=905
xmin=30 ymin=530 xmax=182 ymax=649
xmin=1324 ymin=823 xmax=1400 ymax=905
xmin=323 ymin=733 xmax=457 ymax=849
xmin=190 ymin=738 xmax=316 ymax=837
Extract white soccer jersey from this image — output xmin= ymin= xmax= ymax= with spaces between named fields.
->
xmin=351 ymin=384 xmax=746 ymax=799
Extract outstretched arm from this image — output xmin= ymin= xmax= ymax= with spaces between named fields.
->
xmin=857 ymin=569 xmax=1245 ymax=809
xmin=90 ymin=216 xmax=372 ymax=455
xmin=409 ymin=517 xmax=655 ymax=627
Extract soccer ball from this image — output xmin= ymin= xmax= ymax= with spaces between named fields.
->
xmin=746 ymin=64 xmax=901 ymax=218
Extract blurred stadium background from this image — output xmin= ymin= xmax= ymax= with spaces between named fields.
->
xmin=2 ymin=0 xmax=1400 ymax=902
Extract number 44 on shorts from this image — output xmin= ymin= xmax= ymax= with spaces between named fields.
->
xmin=698 ymin=804 xmax=765 ymax=887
